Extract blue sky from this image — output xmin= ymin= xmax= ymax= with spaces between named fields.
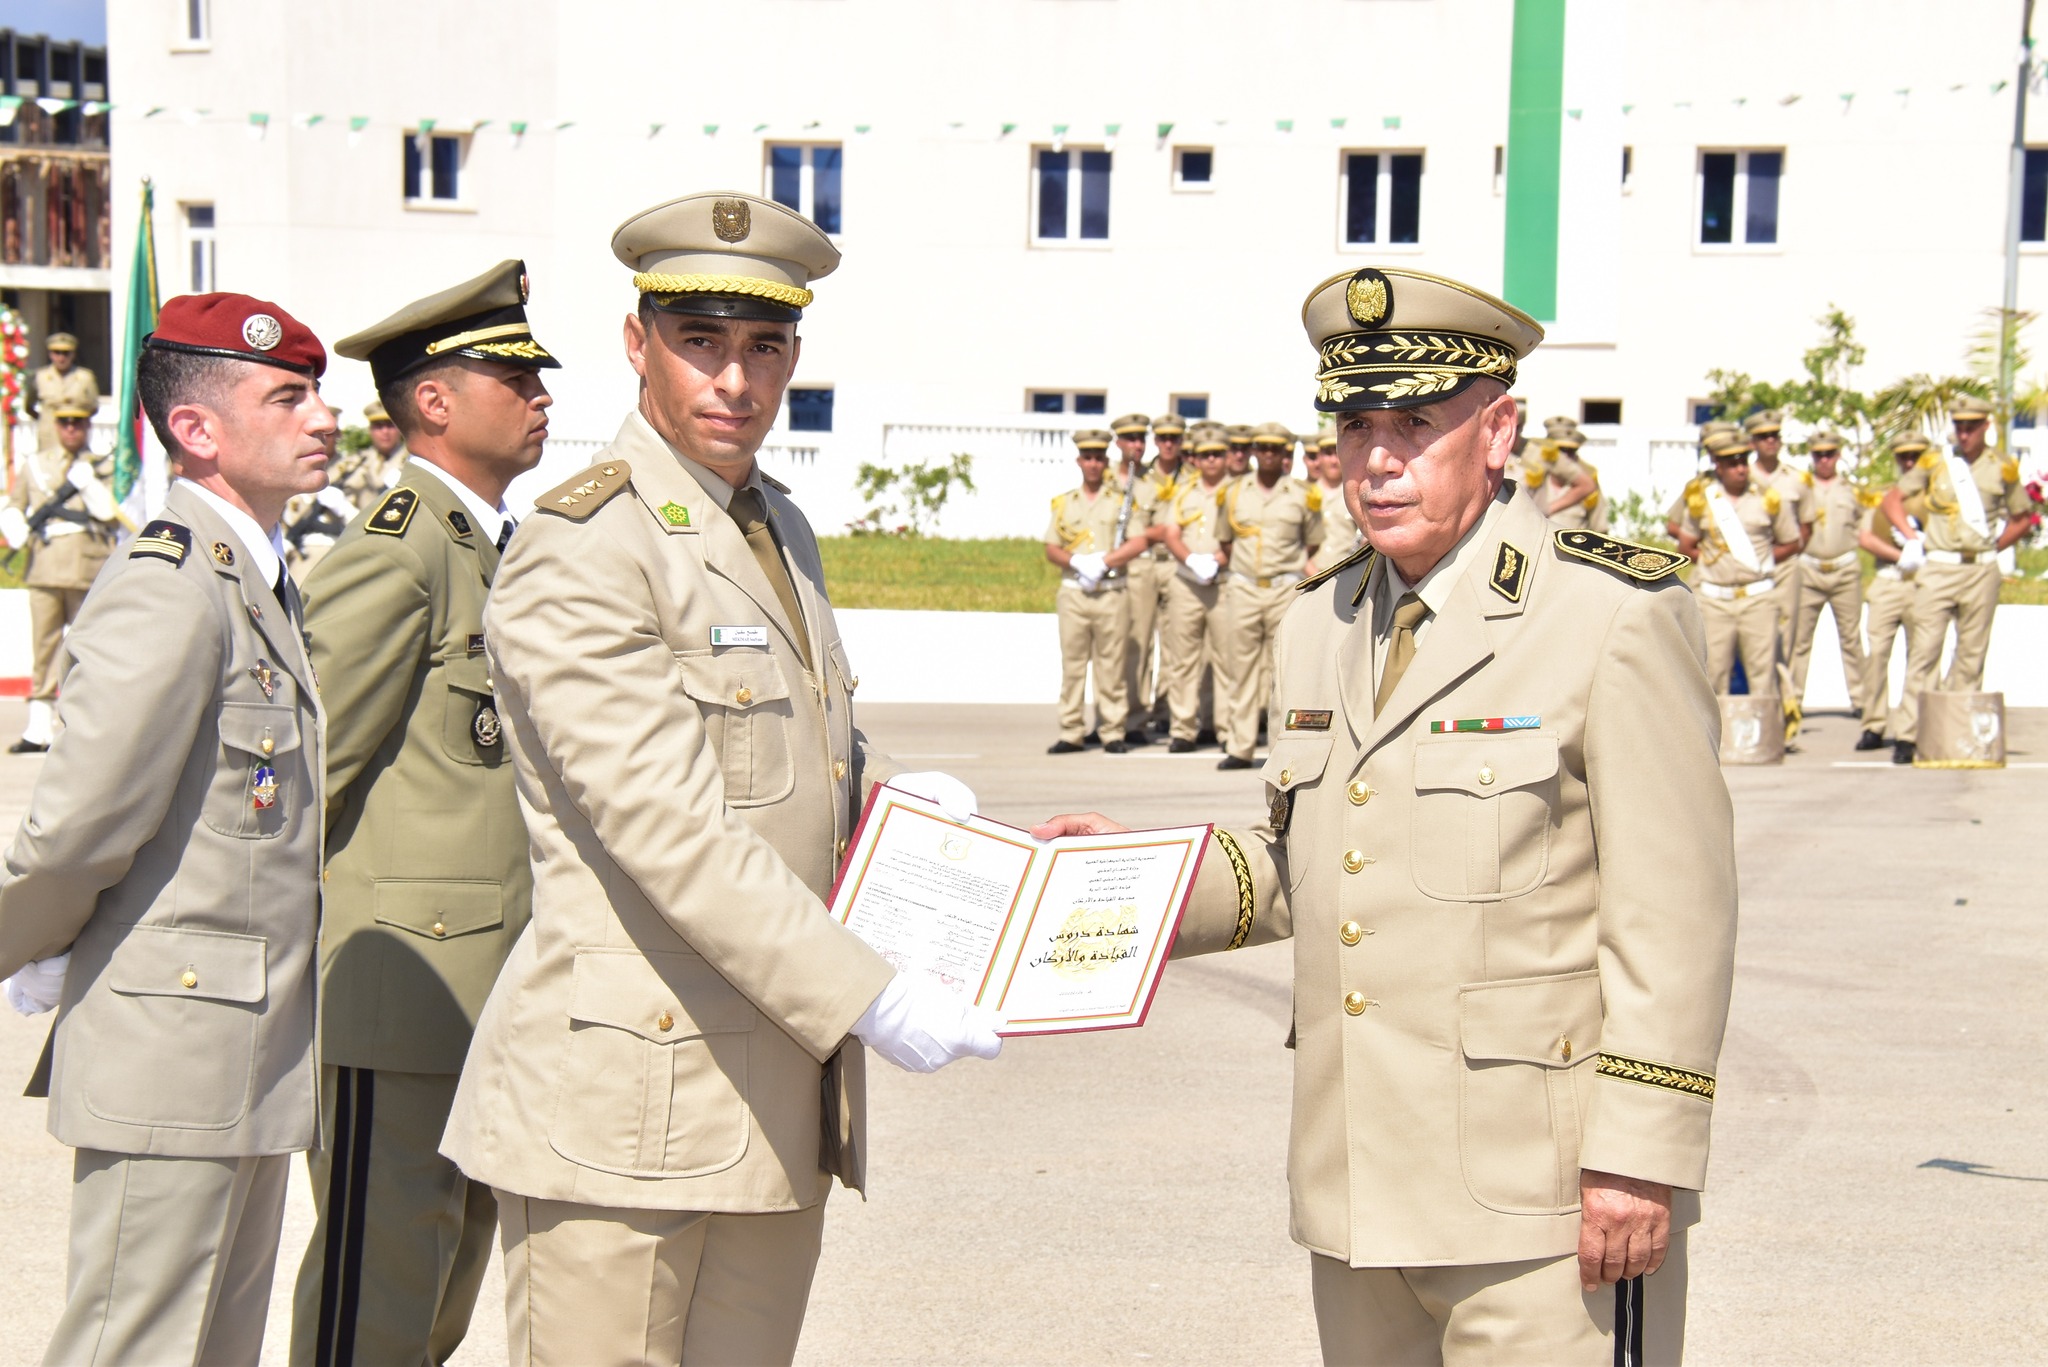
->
xmin=0 ymin=0 xmax=105 ymax=44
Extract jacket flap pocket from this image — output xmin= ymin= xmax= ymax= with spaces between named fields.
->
xmin=1260 ymin=736 xmax=1333 ymax=792
xmin=1415 ymin=733 xmax=1559 ymax=797
xmin=372 ymin=880 xmax=503 ymax=940
xmin=441 ymin=654 xmax=493 ymax=697
xmin=827 ymin=639 xmax=857 ymax=694
xmin=1460 ymin=970 xmax=1601 ymax=1065
xmin=673 ymin=652 xmax=792 ymax=710
xmin=106 ymin=924 xmax=267 ymax=1004
xmin=568 ymin=948 xmax=755 ymax=1042
xmin=218 ymin=702 xmax=301 ymax=758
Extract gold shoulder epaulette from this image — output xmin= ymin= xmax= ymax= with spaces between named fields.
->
xmin=129 ymin=518 xmax=192 ymax=566
xmin=1296 ymin=541 xmax=1374 ymax=594
xmin=1305 ymin=484 xmax=1324 ymax=513
xmin=1800 ymin=469 xmax=1814 ymax=487
xmin=1763 ymin=487 xmax=1782 ymax=515
xmin=1685 ymin=486 xmax=1707 ymax=520
xmin=1856 ymin=487 xmax=1882 ymax=508
xmin=1917 ymin=451 xmax=1941 ymax=472
xmin=536 ymin=460 xmax=633 ymax=523
xmin=760 ymin=471 xmax=792 ymax=494
xmin=1050 ymin=493 xmax=1065 ymax=513
xmin=1553 ymin=529 xmax=1687 ymax=583
xmin=366 ymin=486 xmax=420 ymax=537
xmin=2002 ymin=457 xmax=2021 ymax=483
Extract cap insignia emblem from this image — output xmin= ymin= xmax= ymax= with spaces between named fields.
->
xmin=1346 ymin=268 xmax=1392 ymax=328
xmin=712 ymin=198 xmax=752 ymax=243
xmin=518 ymin=270 xmax=531 ymax=303
xmin=242 ymin=314 xmax=283 ymax=351
xmin=211 ymin=541 xmax=235 ymax=567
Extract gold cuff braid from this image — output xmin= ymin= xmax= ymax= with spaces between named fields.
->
xmin=633 ymin=273 xmax=814 ymax=309
xmin=1215 ymin=830 xmax=1256 ymax=950
xmin=1595 ymin=1053 xmax=1716 ymax=1101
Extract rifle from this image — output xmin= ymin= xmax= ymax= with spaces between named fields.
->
xmin=23 ymin=482 xmax=80 ymax=538
xmin=286 ymin=497 xmax=347 ymax=547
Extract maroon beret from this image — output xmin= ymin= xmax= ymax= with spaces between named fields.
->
xmin=146 ymin=293 xmax=327 ymax=379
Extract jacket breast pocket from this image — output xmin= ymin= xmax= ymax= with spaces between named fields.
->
xmin=372 ymin=880 xmax=503 ymax=941
xmin=81 ymin=925 xmax=265 ymax=1130
xmin=440 ymin=654 xmax=502 ymax=767
xmin=1411 ymin=733 xmax=1558 ymax=902
xmin=674 ymin=651 xmax=796 ymax=807
xmin=1260 ymin=736 xmax=1331 ymax=890
xmin=1458 ymin=970 xmax=1603 ymax=1214
xmin=548 ymin=948 xmax=756 ymax=1179
xmin=203 ymin=702 xmax=302 ymax=840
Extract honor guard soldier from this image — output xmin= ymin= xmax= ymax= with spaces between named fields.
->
xmin=1151 ymin=410 xmax=1190 ymax=487
xmin=439 ymin=193 xmax=998 ymax=1367
xmin=1307 ymin=428 xmax=1361 ymax=572
xmin=1159 ymin=427 xmax=1235 ymax=752
xmin=0 ymin=294 xmax=333 ymax=1365
xmin=1110 ymin=412 xmax=1163 ymax=744
xmin=1 ymin=402 xmax=126 ymax=752
xmin=1224 ymin=421 xmax=1256 ymax=477
xmin=1676 ymin=431 xmax=1802 ymax=696
xmin=1110 ymin=410 xmax=1151 ymax=490
xmin=27 ymin=330 xmax=100 ymax=457
xmin=291 ymin=260 xmax=559 ymax=1367
xmin=1535 ymin=417 xmax=1601 ymax=528
xmin=1786 ymin=428 xmax=1870 ymax=715
xmin=1046 ymin=429 xmax=1148 ymax=753
xmin=1854 ymin=434 xmax=1929 ymax=750
xmin=1130 ymin=412 xmax=1195 ymax=735
xmin=357 ymin=396 xmax=412 ymax=504
xmin=1880 ymin=395 xmax=2031 ymax=764
xmin=1038 ymin=265 xmax=1735 ymax=1365
xmin=1743 ymin=410 xmax=1816 ymax=697
xmin=1215 ymin=420 xmax=1323 ymax=769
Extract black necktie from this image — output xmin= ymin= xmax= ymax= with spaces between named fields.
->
xmin=496 ymin=517 xmax=515 ymax=553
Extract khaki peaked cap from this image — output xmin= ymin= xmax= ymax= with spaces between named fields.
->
xmin=1303 ymin=267 xmax=1542 ymax=412
xmin=614 ymin=191 xmax=838 ymax=323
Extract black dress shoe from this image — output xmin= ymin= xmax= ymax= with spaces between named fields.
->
xmin=1047 ymin=740 xmax=1084 ymax=755
xmin=1082 ymin=731 xmax=1102 ymax=748
xmin=1217 ymin=755 xmax=1253 ymax=770
xmin=1195 ymin=728 xmax=1218 ymax=747
xmin=1121 ymin=729 xmax=1152 ymax=747
xmin=1150 ymin=717 xmax=1171 ymax=735
xmin=1854 ymin=729 xmax=1888 ymax=751
xmin=1167 ymin=738 xmax=1195 ymax=754
xmin=1892 ymin=741 xmax=1916 ymax=766
xmin=7 ymin=737 xmax=47 ymax=754
xmin=1104 ymin=740 xmax=1128 ymax=754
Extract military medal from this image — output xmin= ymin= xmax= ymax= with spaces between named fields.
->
xmin=251 ymin=765 xmax=278 ymax=810
xmin=1268 ymin=785 xmax=1293 ymax=833
xmin=1428 ymin=716 xmax=1540 ymax=733
xmin=249 ymin=660 xmax=275 ymax=698
xmin=472 ymin=698 xmax=502 ymax=749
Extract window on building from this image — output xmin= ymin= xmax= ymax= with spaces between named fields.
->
xmin=1689 ymin=400 xmax=1717 ymax=425
xmin=185 ymin=203 xmax=215 ymax=292
xmin=1698 ymin=149 xmax=1782 ymax=246
xmin=1029 ymin=390 xmax=1107 ymax=415
xmin=1033 ymin=147 xmax=1112 ymax=243
xmin=1342 ymin=151 xmax=1423 ymax=246
xmin=1173 ymin=147 xmax=1213 ymax=191
xmin=1580 ymin=399 xmax=1622 ymax=425
xmin=1172 ymin=393 xmax=1209 ymax=420
xmin=404 ymin=132 xmax=466 ymax=205
xmin=184 ymin=0 xmax=210 ymax=43
xmin=765 ymin=144 xmax=843 ymax=234
xmin=787 ymin=386 xmax=834 ymax=433
xmin=2022 ymin=148 xmax=2048 ymax=241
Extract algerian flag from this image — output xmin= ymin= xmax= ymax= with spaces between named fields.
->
xmin=113 ymin=179 xmax=159 ymax=508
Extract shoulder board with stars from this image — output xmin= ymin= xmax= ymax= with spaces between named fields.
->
xmin=366 ymin=487 xmax=420 ymax=537
xmin=1552 ymin=529 xmax=1687 ymax=583
xmin=536 ymin=460 xmax=632 ymax=523
xmin=128 ymin=519 xmax=192 ymax=566
xmin=1295 ymin=541 xmax=1374 ymax=595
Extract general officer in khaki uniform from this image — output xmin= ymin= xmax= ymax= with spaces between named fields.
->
xmin=27 ymin=331 xmax=99 ymax=457
xmin=439 ymin=193 xmax=998 ymax=1367
xmin=1046 ymin=429 xmax=1148 ymax=753
xmin=292 ymin=260 xmax=559 ymax=1367
xmin=1854 ymin=434 xmax=1930 ymax=751
xmin=1159 ymin=429 xmax=1233 ymax=752
xmin=1 ymin=403 xmax=124 ymax=753
xmin=1676 ymin=433 xmax=1801 ymax=696
xmin=1038 ymin=266 xmax=1736 ymax=1365
xmin=1786 ymin=429 xmax=1871 ymax=712
xmin=1215 ymin=421 xmax=1322 ymax=769
xmin=1880 ymin=395 xmax=2032 ymax=764
xmin=0 ymin=293 xmax=333 ymax=1365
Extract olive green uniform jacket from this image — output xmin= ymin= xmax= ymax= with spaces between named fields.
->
xmin=302 ymin=461 xmax=530 ymax=1073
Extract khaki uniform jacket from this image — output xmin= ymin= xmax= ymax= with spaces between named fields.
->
xmin=1170 ymin=480 xmax=1230 ymax=557
xmin=1679 ymin=482 xmax=1798 ymax=588
xmin=10 ymin=446 xmax=117 ymax=590
xmin=1756 ymin=462 xmax=1816 ymax=529
xmin=1133 ymin=465 xmax=1192 ymax=563
xmin=0 ymin=483 xmax=323 ymax=1155
xmin=1805 ymin=478 xmax=1871 ymax=561
xmin=1895 ymin=449 xmax=2028 ymax=554
xmin=29 ymin=364 xmax=99 ymax=453
xmin=302 ymin=463 xmax=530 ymax=1074
xmin=1046 ymin=484 xmax=1132 ymax=585
xmin=443 ymin=412 xmax=898 ymax=1213
xmin=1174 ymin=490 xmax=1737 ymax=1267
xmin=1218 ymin=475 xmax=1323 ymax=581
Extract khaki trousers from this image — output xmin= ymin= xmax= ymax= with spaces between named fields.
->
xmin=1694 ymin=589 xmax=1778 ymax=697
xmin=45 ymin=1149 xmax=291 ymax=1367
xmin=27 ymin=585 xmax=88 ymax=701
xmin=1310 ymin=1233 xmax=1687 ymax=1367
xmin=1788 ymin=559 xmax=1866 ymax=706
xmin=1123 ymin=556 xmax=1168 ymax=725
xmin=1219 ymin=580 xmax=1293 ymax=760
xmin=497 ymin=1191 xmax=829 ymax=1367
xmin=1895 ymin=559 xmax=2002 ymax=745
xmin=1159 ymin=573 xmax=1226 ymax=742
xmin=1056 ymin=582 xmax=1129 ymax=742
xmin=293 ymin=1067 xmax=496 ymax=1367
xmin=1861 ymin=576 xmax=1917 ymax=738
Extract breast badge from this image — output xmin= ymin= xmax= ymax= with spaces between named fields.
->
xmin=1268 ymin=784 xmax=1294 ymax=833
xmin=248 ymin=660 xmax=275 ymax=698
xmin=251 ymin=765 xmax=278 ymax=810
xmin=473 ymin=698 xmax=502 ymax=749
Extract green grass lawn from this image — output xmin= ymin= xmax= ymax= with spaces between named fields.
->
xmin=818 ymin=536 xmax=1060 ymax=613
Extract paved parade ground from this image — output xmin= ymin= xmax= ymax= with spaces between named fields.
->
xmin=0 ymin=699 xmax=2043 ymax=1365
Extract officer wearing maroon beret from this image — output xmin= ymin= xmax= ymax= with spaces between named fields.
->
xmin=0 ymin=293 xmax=337 ymax=1365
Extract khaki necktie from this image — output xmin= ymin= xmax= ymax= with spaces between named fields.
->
xmin=726 ymin=486 xmax=813 ymax=671
xmin=1373 ymin=594 xmax=1429 ymax=717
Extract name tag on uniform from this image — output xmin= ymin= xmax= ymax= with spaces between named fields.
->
xmin=711 ymin=625 xmax=769 ymax=648
xmin=1284 ymin=709 xmax=1333 ymax=731
xmin=467 ymin=633 xmax=486 ymax=655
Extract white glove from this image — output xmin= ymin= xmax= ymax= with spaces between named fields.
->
xmin=0 ymin=504 xmax=28 ymax=550
xmin=890 ymin=771 xmax=978 ymax=823
xmin=1896 ymin=537 xmax=1927 ymax=574
xmin=1185 ymin=552 xmax=1219 ymax=585
xmin=4 ymin=953 xmax=69 ymax=1016
xmin=315 ymin=485 xmax=355 ymax=517
xmin=1070 ymin=552 xmax=1107 ymax=588
xmin=853 ymin=972 xmax=1003 ymax=1074
xmin=66 ymin=461 xmax=116 ymax=522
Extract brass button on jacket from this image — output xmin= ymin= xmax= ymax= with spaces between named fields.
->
xmin=1279 ymin=768 xmax=1294 ymax=786
xmin=1478 ymin=766 xmax=1496 ymax=787
xmin=833 ymin=759 xmax=848 ymax=781
xmin=657 ymin=1011 xmax=675 ymax=1032
xmin=1339 ymin=921 xmax=1363 ymax=946
xmin=1342 ymin=850 xmax=1367 ymax=874
xmin=1343 ymin=991 xmax=1367 ymax=1016
xmin=1347 ymin=780 xmax=1371 ymax=805
xmin=735 ymin=686 xmax=754 ymax=706
xmin=431 ymin=921 xmax=448 ymax=938
xmin=180 ymin=970 xmax=199 ymax=990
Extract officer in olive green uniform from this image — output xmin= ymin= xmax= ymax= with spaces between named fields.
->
xmin=27 ymin=332 xmax=99 ymax=457
xmin=1047 ymin=430 xmax=1148 ymax=753
xmin=1854 ymin=434 xmax=1930 ymax=751
xmin=1159 ymin=430 xmax=1233 ymax=752
xmin=1215 ymin=421 xmax=1323 ymax=768
xmin=1881 ymin=396 xmax=2031 ymax=763
xmin=1676 ymin=433 xmax=1801 ymax=695
xmin=1040 ymin=267 xmax=1735 ymax=1365
xmin=1108 ymin=413 xmax=1162 ymax=745
xmin=292 ymin=261 xmax=559 ymax=1367
xmin=1787 ymin=429 xmax=1871 ymax=711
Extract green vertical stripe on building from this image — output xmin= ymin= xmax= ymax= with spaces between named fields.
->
xmin=1504 ymin=0 xmax=1566 ymax=322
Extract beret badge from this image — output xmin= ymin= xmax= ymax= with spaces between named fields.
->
xmin=242 ymin=314 xmax=283 ymax=351
xmin=1346 ymin=268 xmax=1392 ymax=329
xmin=712 ymin=198 xmax=752 ymax=244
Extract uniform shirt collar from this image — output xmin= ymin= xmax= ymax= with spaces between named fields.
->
xmin=1374 ymin=481 xmax=1515 ymax=623
xmin=178 ymin=478 xmax=284 ymax=586
xmin=406 ymin=457 xmax=508 ymax=544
